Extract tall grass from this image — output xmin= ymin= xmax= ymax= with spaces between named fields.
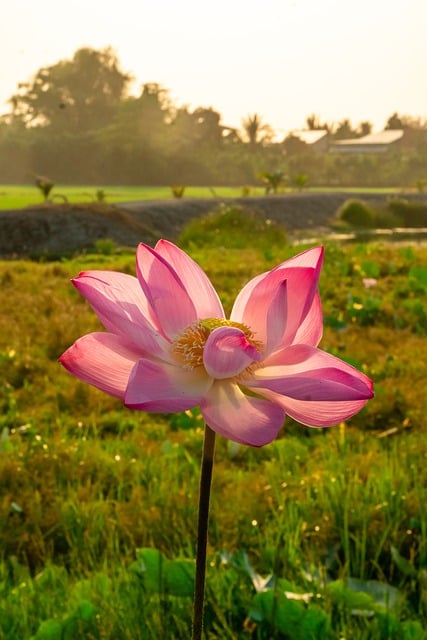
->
xmin=0 ymin=239 xmax=426 ymax=638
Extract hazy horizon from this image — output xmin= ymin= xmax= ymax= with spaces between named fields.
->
xmin=1 ymin=0 xmax=426 ymax=134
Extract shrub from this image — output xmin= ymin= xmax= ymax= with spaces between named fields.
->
xmin=338 ymin=199 xmax=376 ymax=228
xmin=35 ymin=175 xmax=54 ymax=201
xmin=338 ymin=197 xmax=427 ymax=229
xmin=372 ymin=207 xmax=402 ymax=228
xmin=171 ymin=185 xmax=186 ymax=198
xmin=258 ymin=170 xmax=286 ymax=194
xmin=386 ymin=199 xmax=427 ymax=227
xmin=292 ymin=174 xmax=309 ymax=191
xmin=93 ymin=238 xmax=117 ymax=255
xmin=178 ymin=204 xmax=287 ymax=250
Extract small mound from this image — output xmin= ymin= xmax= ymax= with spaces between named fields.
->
xmin=0 ymin=202 xmax=157 ymax=258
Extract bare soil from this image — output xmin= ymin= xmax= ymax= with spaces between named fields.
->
xmin=0 ymin=192 xmax=423 ymax=258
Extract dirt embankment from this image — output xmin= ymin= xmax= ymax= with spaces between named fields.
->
xmin=0 ymin=192 xmax=424 ymax=258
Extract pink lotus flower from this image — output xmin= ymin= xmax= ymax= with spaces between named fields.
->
xmin=59 ymin=241 xmax=373 ymax=446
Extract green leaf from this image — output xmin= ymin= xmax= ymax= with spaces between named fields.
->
xmin=346 ymin=578 xmax=400 ymax=611
xmin=401 ymin=620 xmax=427 ymax=640
xmin=361 ymin=260 xmax=380 ymax=278
xmin=62 ymin=601 xmax=99 ymax=640
xmin=75 ymin=600 xmax=97 ymax=622
xmin=409 ymin=266 xmax=427 ymax=288
xmin=249 ymin=590 xmax=329 ymax=639
xmin=131 ymin=548 xmax=194 ymax=597
xmin=221 ymin=549 xmax=275 ymax=592
xmin=324 ymin=315 xmax=348 ymax=330
xmin=32 ymin=602 xmax=99 ymax=640
xmin=32 ymin=620 xmax=63 ymax=640
xmin=131 ymin=548 xmax=165 ymax=592
xmin=327 ymin=579 xmax=376 ymax=615
xmin=170 ymin=408 xmax=202 ymax=431
xmin=164 ymin=560 xmax=195 ymax=597
xmin=391 ymin=546 xmax=418 ymax=578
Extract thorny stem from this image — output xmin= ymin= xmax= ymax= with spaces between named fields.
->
xmin=192 ymin=424 xmax=216 ymax=640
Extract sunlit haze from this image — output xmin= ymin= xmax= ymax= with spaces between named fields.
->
xmin=1 ymin=0 xmax=426 ymax=134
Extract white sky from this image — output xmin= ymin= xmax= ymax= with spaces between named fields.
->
xmin=1 ymin=0 xmax=426 ymax=134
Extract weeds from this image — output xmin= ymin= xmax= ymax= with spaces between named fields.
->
xmin=0 ymin=240 xmax=426 ymax=638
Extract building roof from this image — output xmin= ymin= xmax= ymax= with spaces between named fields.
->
xmin=333 ymin=129 xmax=404 ymax=147
xmin=289 ymin=129 xmax=329 ymax=144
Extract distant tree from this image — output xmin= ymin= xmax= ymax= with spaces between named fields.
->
xmin=385 ymin=112 xmax=404 ymax=130
xmin=192 ymin=107 xmax=224 ymax=147
xmin=282 ymin=134 xmax=307 ymax=156
xmin=9 ymin=47 xmax=131 ymax=132
xmin=306 ymin=114 xmax=329 ymax=131
xmin=358 ymin=121 xmax=373 ymax=136
xmin=333 ymin=119 xmax=358 ymax=140
xmin=241 ymin=113 xmax=273 ymax=146
xmin=159 ymin=104 xmax=230 ymax=184
xmin=402 ymin=116 xmax=427 ymax=129
xmin=169 ymin=106 xmax=197 ymax=146
xmin=385 ymin=113 xmax=427 ymax=131
xmin=117 ymin=82 xmax=171 ymax=144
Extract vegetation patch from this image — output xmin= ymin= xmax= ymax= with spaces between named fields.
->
xmin=0 ymin=239 xmax=426 ymax=637
xmin=178 ymin=203 xmax=288 ymax=251
xmin=338 ymin=197 xmax=427 ymax=229
xmin=387 ymin=198 xmax=427 ymax=227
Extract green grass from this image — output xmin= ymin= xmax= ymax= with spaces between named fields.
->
xmin=0 ymin=184 xmax=408 ymax=210
xmin=0 ymin=238 xmax=427 ymax=638
xmin=0 ymin=185 xmax=270 ymax=210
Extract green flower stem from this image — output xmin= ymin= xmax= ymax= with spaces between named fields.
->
xmin=192 ymin=424 xmax=216 ymax=640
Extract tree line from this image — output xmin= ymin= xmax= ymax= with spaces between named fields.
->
xmin=1 ymin=46 xmax=427 ymax=188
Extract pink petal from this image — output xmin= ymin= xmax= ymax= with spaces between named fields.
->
xmin=274 ymin=267 xmax=322 ymax=346
xmin=249 ymin=344 xmax=373 ymax=427
xmin=256 ymin=388 xmax=371 ymax=427
xmin=200 ymin=381 xmax=286 ymax=446
xmin=253 ymin=367 xmax=371 ymax=401
xmin=125 ymin=358 xmax=213 ymax=412
xmin=73 ymin=271 xmax=170 ymax=357
xmin=154 ymin=240 xmax=225 ymax=319
xmin=136 ymin=243 xmax=198 ymax=338
xmin=230 ymin=248 xmax=323 ymax=349
xmin=292 ymin=291 xmax=323 ymax=347
xmin=203 ymin=326 xmax=262 ymax=379
xmin=259 ymin=344 xmax=370 ymax=378
xmin=231 ymin=246 xmax=323 ymax=326
xmin=59 ymin=332 xmax=139 ymax=398
xmin=265 ymin=280 xmax=288 ymax=354
xmin=281 ymin=245 xmax=324 ymax=269
xmin=231 ymin=266 xmax=320 ymax=349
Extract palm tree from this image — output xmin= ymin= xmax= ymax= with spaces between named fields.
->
xmin=241 ymin=113 xmax=273 ymax=147
xmin=258 ymin=170 xmax=286 ymax=194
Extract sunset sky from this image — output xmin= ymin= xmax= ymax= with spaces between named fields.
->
xmin=1 ymin=0 xmax=426 ymax=135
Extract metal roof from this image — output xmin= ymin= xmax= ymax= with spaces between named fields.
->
xmin=333 ymin=129 xmax=404 ymax=146
xmin=290 ymin=129 xmax=329 ymax=144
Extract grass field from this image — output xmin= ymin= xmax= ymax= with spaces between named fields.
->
xmin=0 ymin=185 xmax=262 ymax=209
xmin=0 ymin=184 xmax=406 ymax=210
xmin=1 ymin=225 xmax=427 ymax=638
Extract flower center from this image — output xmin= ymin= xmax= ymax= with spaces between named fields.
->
xmin=172 ymin=318 xmax=262 ymax=369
